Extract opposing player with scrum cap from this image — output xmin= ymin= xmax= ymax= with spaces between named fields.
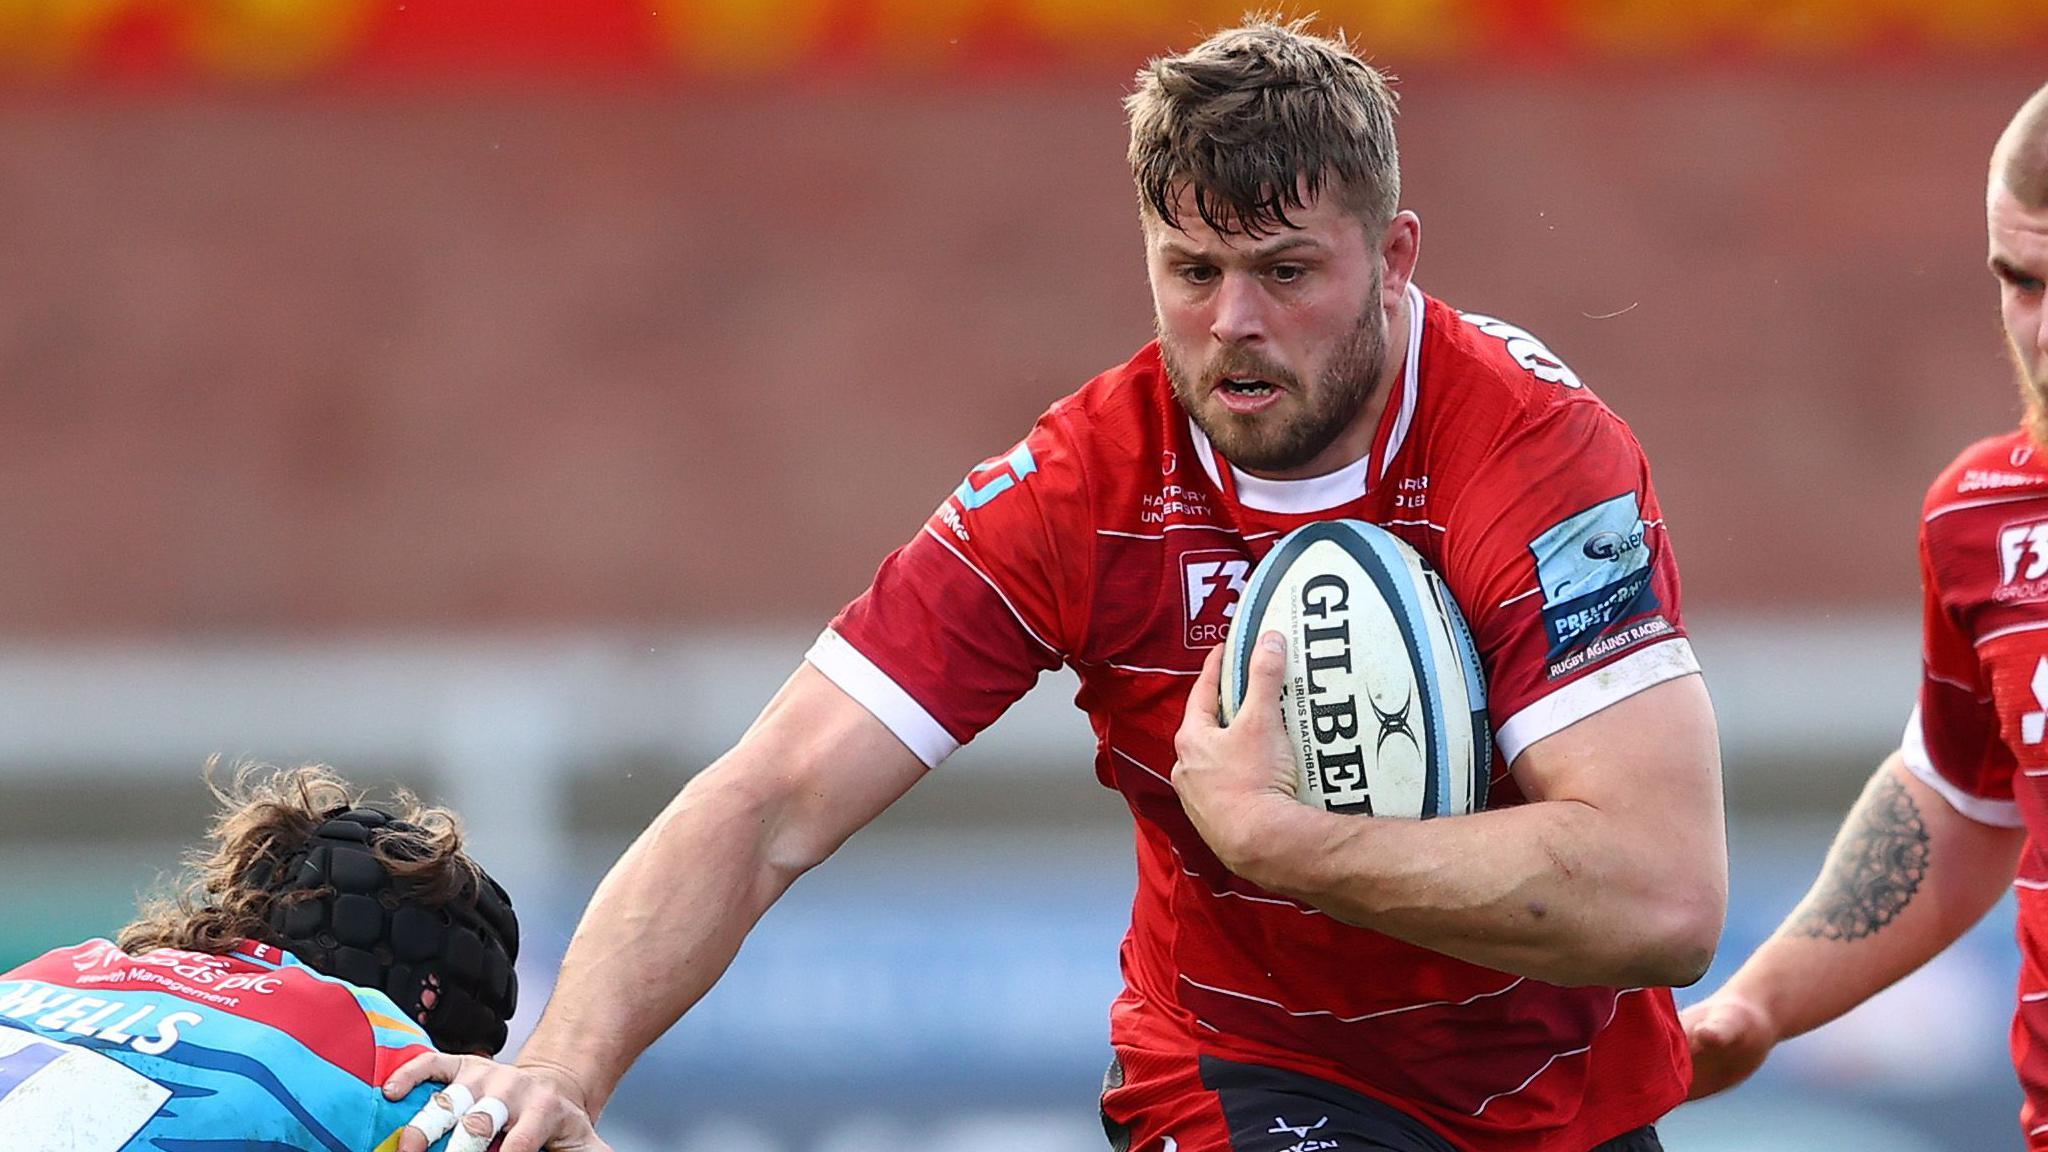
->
xmin=393 ymin=18 xmax=1726 ymax=1151
xmin=0 ymin=762 xmax=519 ymax=1151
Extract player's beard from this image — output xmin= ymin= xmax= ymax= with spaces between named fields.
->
xmin=1161 ymin=291 xmax=1388 ymax=476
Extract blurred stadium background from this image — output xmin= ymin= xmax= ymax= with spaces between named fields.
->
xmin=3 ymin=1 xmax=2047 ymax=1148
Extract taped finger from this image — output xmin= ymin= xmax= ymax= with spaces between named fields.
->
xmin=403 ymin=1083 xmax=477 ymax=1145
xmin=446 ymin=1095 xmax=511 ymax=1152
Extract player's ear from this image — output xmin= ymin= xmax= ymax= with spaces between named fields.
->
xmin=1378 ymin=210 xmax=1420 ymax=308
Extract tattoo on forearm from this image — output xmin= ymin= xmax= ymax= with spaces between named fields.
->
xmin=1786 ymin=774 xmax=1930 ymax=941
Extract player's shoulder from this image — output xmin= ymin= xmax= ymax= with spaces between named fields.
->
xmin=951 ymin=343 xmax=1176 ymax=522
xmin=1043 ymin=342 xmax=1177 ymax=457
xmin=1419 ymin=292 xmax=1636 ymax=461
xmin=1923 ymin=427 xmax=2047 ymax=513
xmin=11 ymin=939 xmax=426 ymax=1078
xmin=247 ymin=943 xmax=436 ymax=1072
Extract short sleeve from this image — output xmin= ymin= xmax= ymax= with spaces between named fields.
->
xmin=1901 ymin=518 xmax=2021 ymax=826
xmin=808 ymin=414 xmax=1090 ymax=767
xmin=1443 ymin=403 xmax=1699 ymax=765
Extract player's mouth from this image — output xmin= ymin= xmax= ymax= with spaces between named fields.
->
xmin=1213 ymin=374 xmax=1286 ymax=415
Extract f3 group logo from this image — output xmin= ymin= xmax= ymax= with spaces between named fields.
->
xmin=1181 ymin=550 xmax=1249 ymax=648
xmin=1531 ymin=493 xmax=1663 ymax=677
xmin=1998 ymin=516 xmax=2048 ymax=603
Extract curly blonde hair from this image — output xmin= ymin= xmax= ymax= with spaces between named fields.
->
xmin=117 ymin=759 xmax=477 ymax=956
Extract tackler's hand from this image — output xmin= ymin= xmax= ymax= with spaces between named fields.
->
xmin=1172 ymin=633 xmax=1302 ymax=879
xmin=1679 ymin=990 xmax=1779 ymax=1100
xmin=386 ymin=1052 xmax=611 ymax=1152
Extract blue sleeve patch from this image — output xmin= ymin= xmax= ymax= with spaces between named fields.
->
xmin=951 ymin=443 xmax=1036 ymax=510
xmin=1530 ymin=493 xmax=1658 ymax=660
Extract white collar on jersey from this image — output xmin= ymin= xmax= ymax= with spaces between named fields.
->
xmin=1189 ymin=280 xmax=1425 ymax=515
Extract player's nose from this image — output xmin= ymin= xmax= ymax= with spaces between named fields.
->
xmin=1208 ymin=272 xmax=1267 ymax=346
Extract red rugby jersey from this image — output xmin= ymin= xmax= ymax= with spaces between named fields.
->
xmin=1900 ymin=427 xmax=2048 ymax=1148
xmin=810 ymin=285 xmax=1700 ymax=1150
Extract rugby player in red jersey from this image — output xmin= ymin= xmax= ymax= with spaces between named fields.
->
xmin=1682 ymin=82 xmax=2048 ymax=1146
xmin=389 ymin=19 xmax=1726 ymax=1152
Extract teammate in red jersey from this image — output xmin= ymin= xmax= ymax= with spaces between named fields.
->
xmin=389 ymin=19 xmax=1725 ymax=1152
xmin=1681 ymin=81 xmax=2048 ymax=1144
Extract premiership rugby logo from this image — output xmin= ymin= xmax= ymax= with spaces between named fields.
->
xmin=1530 ymin=492 xmax=1661 ymax=675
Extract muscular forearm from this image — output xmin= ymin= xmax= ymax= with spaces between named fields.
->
xmin=516 ymin=765 xmax=799 ymax=1116
xmin=513 ymin=665 xmax=927 ymax=1117
xmin=1717 ymin=755 xmax=2021 ymax=1041
xmin=1240 ymin=797 xmax=1721 ymax=988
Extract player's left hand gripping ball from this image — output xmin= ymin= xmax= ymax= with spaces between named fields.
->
xmin=1172 ymin=632 xmax=1301 ymax=873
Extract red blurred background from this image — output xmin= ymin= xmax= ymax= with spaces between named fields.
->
xmin=1 ymin=0 xmax=2043 ymax=637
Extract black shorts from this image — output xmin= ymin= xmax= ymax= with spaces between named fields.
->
xmin=1100 ymin=1053 xmax=1665 ymax=1152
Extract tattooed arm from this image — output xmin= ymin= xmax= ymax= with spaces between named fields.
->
xmin=1680 ymin=752 xmax=2024 ymax=1098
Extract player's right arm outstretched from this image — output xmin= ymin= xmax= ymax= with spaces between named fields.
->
xmin=386 ymin=665 xmax=931 ymax=1152
xmin=1682 ymin=750 xmax=2023 ymax=1099
xmin=387 ymin=417 xmax=1079 ymax=1152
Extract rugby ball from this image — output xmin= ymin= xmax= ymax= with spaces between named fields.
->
xmin=1220 ymin=520 xmax=1490 ymax=819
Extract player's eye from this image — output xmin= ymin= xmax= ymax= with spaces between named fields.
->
xmin=1268 ymin=264 xmax=1307 ymax=284
xmin=1995 ymin=262 xmax=2045 ymax=295
xmin=1178 ymin=265 xmax=1219 ymax=286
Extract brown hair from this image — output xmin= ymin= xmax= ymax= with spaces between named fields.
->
xmin=1993 ymin=80 xmax=2048 ymax=210
xmin=117 ymin=759 xmax=477 ymax=956
xmin=1125 ymin=14 xmax=1400 ymax=238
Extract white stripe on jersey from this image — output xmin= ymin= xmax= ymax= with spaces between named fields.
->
xmin=1176 ymin=865 xmax=1325 ymax=916
xmin=1976 ymin=618 xmax=2048 ymax=648
xmin=919 ymin=523 xmax=1063 ymax=657
xmin=1925 ymin=490 xmax=2048 ymax=522
xmin=1109 ymin=745 xmax=1172 ymax=787
xmin=1497 ymin=585 xmax=1541 ymax=609
xmin=1178 ymin=972 xmax=1527 ymax=1025
xmin=1096 ymin=524 xmax=1243 ymax=540
xmin=1469 ymin=988 xmax=1643 ymax=1116
xmin=1923 ymin=668 xmax=1984 ymax=696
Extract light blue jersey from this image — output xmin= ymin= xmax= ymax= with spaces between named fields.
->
xmin=0 ymin=938 xmax=451 ymax=1151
